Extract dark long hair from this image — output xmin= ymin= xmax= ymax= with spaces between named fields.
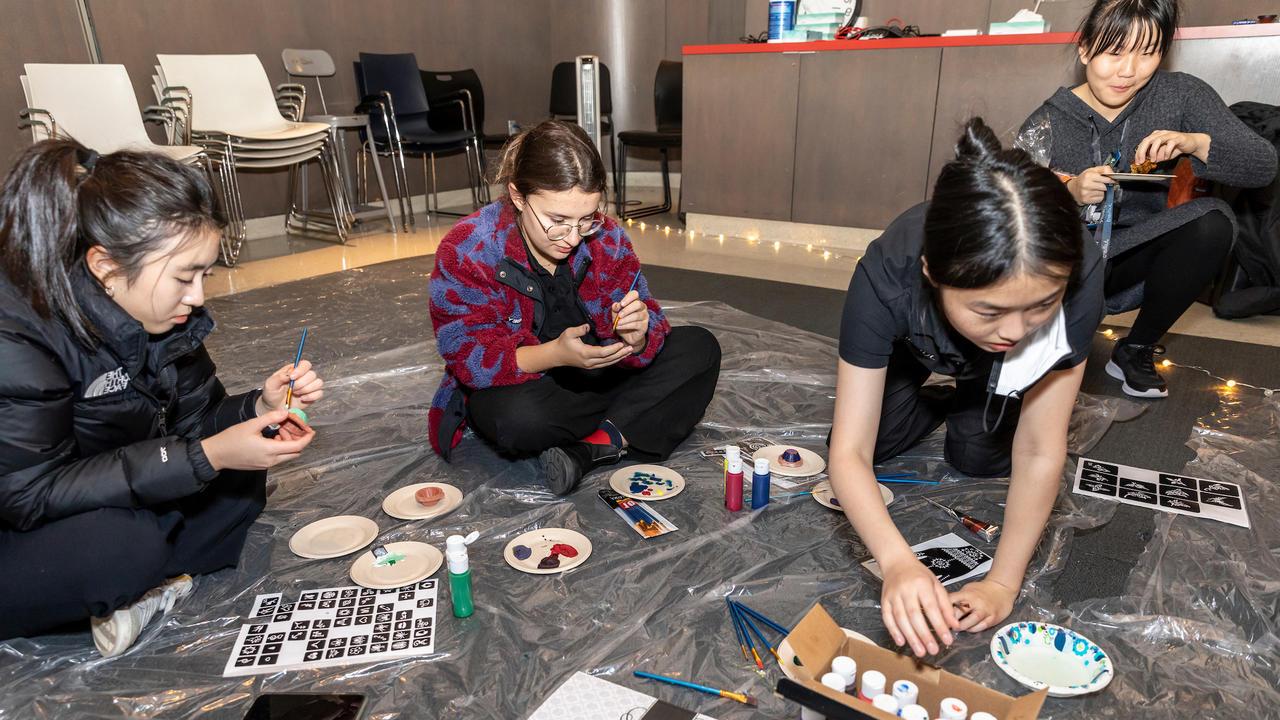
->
xmin=495 ymin=119 xmax=607 ymax=198
xmin=1077 ymin=0 xmax=1179 ymax=59
xmin=924 ymin=118 xmax=1083 ymax=289
xmin=0 ymin=139 xmax=224 ymax=345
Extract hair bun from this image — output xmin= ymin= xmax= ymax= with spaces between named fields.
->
xmin=954 ymin=117 xmax=1003 ymax=162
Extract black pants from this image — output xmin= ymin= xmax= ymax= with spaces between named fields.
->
xmin=0 ymin=468 xmax=266 ymax=641
xmin=871 ymin=343 xmax=1020 ymax=477
xmin=1106 ymin=210 xmax=1233 ymax=345
xmin=467 ymin=326 xmax=722 ymax=460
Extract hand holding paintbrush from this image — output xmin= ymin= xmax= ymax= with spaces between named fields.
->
xmin=611 ymin=270 xmax=649 ymax=351
xmin=259 ymin=328 xmax=324 ymax=440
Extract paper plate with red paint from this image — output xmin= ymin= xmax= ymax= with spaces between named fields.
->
xmin=382 ymin=482 xmax=464 ymax=521
xmin=608 ymin=464 xmax=686 ymax=501
xmin=754 ymin=445 xmax=826 ymax=478
xmin=503 ymin=528 xmax=593 ymax=575
xmin=811 ymin=479 xmax=893 ymax=509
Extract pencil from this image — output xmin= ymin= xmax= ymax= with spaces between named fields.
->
xmin=633 ymin=671 xmax=757 ymax=707
xmin=611 ymin=270 xmax=642 ymax=332
xmin=283 ymin=327 xmax=308 ymax=409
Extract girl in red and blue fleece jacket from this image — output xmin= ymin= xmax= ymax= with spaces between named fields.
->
xmin=429 ymin=120 xmax=721 ymax=494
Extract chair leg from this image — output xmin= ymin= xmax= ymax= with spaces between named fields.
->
xmin=618 ymin=142 xmax=629 ymax=220
xmin=429 ymin=154 xmax=440 ymax=214
xmin=364 ymin=132 xmax=398 ymax=234
xmin=659 ymin=148 xmax=672 ymax=214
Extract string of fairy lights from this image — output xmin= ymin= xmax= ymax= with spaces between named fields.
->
xmin=623 ymin=217 xmax=858 ymax=264
xmin=1098 ymin=328 xmax=1277 ymax=397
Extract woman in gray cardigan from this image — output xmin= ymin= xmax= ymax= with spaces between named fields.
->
xmin=1021 ymin=0 xmax=1277 ymax=398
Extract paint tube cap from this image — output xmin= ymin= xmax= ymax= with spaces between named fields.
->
xmin=445 ymin=531 xmax=479 ymax=574
xmin=830 ymin=655 xmax=857 ymax=684
xmin=970 ymin=713 xmax=998 ymax=720
xmin=892 ymin=679 xmax=919 ymax=706
xmin=871 ymin=694 xmax=900 ymax=714
xmin=938 ymin=697 xmax=968 ymax=720
xmin=820 ymin=672 xmax=846 ymax=692
xmin=753 ymin=457 xmax=771 ymax=475
xmin=860 ymin=669 xmax=885 ymax=697
xmin=900 ymin=704 xmax=930 ymax=720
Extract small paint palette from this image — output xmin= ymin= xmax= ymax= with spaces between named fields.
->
xmin=349 ymin=541 xmax=443 ymax=589
xmin=991 ymin=621 xmax=1114 ymax=697
xmin=811 ymin=479 xmax=893 ymax=509
xmin=607 ymin=464 xmax=686 ymax=501
xmin=754 ymin=445 xmax=826 ymax=478
xmin=503 ymin=528 xmax=593 ymax=575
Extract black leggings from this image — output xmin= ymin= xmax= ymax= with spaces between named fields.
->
xmin=0 ymin=469 xmax=266 ymax=640
xmin=1106 ymin=210 xmax=1232 ymax=345
xmin=466 ymin=326 xmax=721 ymax=460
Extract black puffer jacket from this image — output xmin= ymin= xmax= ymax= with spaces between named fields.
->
xmin=0 ymin=264 xmax=260 ymax=531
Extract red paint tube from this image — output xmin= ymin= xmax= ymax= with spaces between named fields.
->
xmin=725 ymin=446 xmax=744 ymax=511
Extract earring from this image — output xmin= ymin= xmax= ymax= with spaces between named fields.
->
xmin=105 ymin=285 xmax=115 ymax=298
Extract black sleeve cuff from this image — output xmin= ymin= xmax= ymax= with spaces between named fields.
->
xmin=186 ymin=437 xmax=218 ymax=483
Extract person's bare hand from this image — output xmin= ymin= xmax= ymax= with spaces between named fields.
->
xmin=880 ymin=554 xmax=959 ymax=657
xmin=1067 ymin=165 xmax=1115 ymax=205
xmin=201 ymin=409 xmax=315 ymax=471
xmin=553 ymin=324 xmax=632 ymax=369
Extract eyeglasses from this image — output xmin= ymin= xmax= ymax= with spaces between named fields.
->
xmin=525 ymin=202 xmax=604 ymax=241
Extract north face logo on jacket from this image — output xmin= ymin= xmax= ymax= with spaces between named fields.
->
xmin=84 ymin=367 xmax=131 ymax=398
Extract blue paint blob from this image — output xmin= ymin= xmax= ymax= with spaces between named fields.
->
xmin=513 ymin=545 xmax=532 ymax=561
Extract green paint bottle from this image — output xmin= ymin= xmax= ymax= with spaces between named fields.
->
xmin=445 ymin=531 xmax=479 ymax=618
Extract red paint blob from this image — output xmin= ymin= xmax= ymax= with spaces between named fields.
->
xmin=550 ymin=543 xmax=579 ymax=558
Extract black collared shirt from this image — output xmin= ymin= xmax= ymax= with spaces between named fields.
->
xmin=839 ymin=202 xmax=1104 ymax=380
xmin=523 ymin=239 xmax=595 ymax=344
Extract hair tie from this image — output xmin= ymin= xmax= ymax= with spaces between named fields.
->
xmin=77 ymin=148 xmax=100 ymax=173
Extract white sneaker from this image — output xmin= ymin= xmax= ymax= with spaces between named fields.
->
xmin=91 ymin=574 xmax=194 ymax=658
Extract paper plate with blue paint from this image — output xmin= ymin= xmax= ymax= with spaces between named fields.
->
xmin=608 ymin=464 xmax=685 ymax=501
xmin=990 ymin=622 xmax=1114 ymax=697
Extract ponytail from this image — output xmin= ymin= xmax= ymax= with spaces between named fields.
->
xmin=495 ymin=120 xmax=607 ymax=199
xmin=0 ymin=139 xmax=223 ymax=346
xmin=924 ymin=117 xmax=1083 ymax=289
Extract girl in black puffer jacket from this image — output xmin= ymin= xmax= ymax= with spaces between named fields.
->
xmin=0 ymin=140 xmax=324 ymax=655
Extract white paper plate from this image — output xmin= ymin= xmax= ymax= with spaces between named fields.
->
xmin=779 ymin=627 xmax=874 ymax=681
xmin=608 ymin=464 xmax=686 ymax=501
xmin=503 ymin=528 xmax=592 ymax=575
xmin=811 ymin=479 xmax=893 ymax=509
xmin=382 ymin=482 xmax=464 ymax=520
xmin=754 ymin=445 xmax=827 ymax=478
xmin=991 ymin=622 xmax=1114 ymax=697
xmin=288 ymin=515 xmax=379 ymax=559
xmin=349 ymin=541 xmax=443 ymax=589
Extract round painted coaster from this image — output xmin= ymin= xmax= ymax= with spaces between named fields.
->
xmin=811 ymin=479 xmax=893 ymax=509
xmin=288 ymin=515 xmax=379 ymax=559
xmin=754 ymin=445 xmax=827 ymax=478
xmin=991 ymin=622 xmax=1114 ymax=697
xmin=349 ymin=541 xmax=443 ymax=589
xmin=608 ymin=464 xmax=686 ymax=501
xmin=503 ymin=528 xmax=592 ymax=575
xmin=778 ymin=627 xmax=874 ymax=681
xmin=382 ymin=482 xmax=464 ymax=521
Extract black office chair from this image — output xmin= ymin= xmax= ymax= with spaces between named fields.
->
xmin=549 ymin=61 xmax=616 ymax=191
xmin=420 ymin=68 xmax=511 ymax=203
xmin=616 ymin=60 xmax=682 ymax=220
xmin=355 ymin=52 xmax=483 ymax=220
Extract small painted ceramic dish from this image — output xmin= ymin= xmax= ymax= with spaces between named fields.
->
xmin=754 ymin=445 xmax=826 ymax=478
xmin=382 ymin=482 xmax=464 ymax=520
xmin=990 ymin=621 xmax=1114 ymax=697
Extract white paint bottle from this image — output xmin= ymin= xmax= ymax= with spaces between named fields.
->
xmin=830 ymin=655 xmax=858 ymax=693
xmin=857 ymin=670 xmax=886 ymax=702
xmin=970 ymin=713 xmax=998 ymax=720
xmin=901 ymin=704 xmax=930 ymax=720
xmin=871 ymin=694 xmax=900 ymax=715
xmin=938 ymin=697 xmax=969 ymax=720
xmin=892 ymin=679 xmax=919 ymax=708
xmin=801 ymin=672 xmax=848 ymax=720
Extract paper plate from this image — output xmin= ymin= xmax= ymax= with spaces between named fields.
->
xmin=754 ymin=445 xmax=827 ymax=478
xmin=991 ymin=622 xmax=1114 ymax=697
xmin=811 ymin=479 xmax=893 ymax=509
xmin=382 ymin=482 xmax=464 ymax=520
xmin=608 ymin=464 xmax=686 ymax=501
xmin=779 ymin=627 xmax=874 ymax=681
xmin=1108 ymin=172 xmax=1176 ymax=182
xmin=349 ymin=541 xmax=443 ymax=589
xmin=288 ymin=515 xmax=379 ymax=559
xmin=503 ymin=528 xmax=592 ymax=575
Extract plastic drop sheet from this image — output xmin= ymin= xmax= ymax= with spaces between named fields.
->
xmin=1 ymin=257 xmax=1277 ymax=719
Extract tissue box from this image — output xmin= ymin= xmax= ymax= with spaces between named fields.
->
xmin=776 ymin=604 xmax=1048 ymax=720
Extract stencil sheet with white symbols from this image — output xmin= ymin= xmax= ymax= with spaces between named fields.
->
xmin=1073 ymin=458 xmax=1250 ymax=528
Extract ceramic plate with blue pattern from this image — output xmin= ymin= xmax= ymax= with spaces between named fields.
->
xmin=990 ymin=622 xmax=1114 ymax=697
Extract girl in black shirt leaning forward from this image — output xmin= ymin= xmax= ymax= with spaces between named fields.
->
xmin=830 ymin=119 xmax=1104 ymax=658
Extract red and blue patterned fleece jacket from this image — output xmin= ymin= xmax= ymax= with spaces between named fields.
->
xmin=428 ymin=198 xmax=670 ymax=459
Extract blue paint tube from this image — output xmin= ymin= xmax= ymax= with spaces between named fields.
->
xmin=751 ymin=457 xmax=771 ymax=510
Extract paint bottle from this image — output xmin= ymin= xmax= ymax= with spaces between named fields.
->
xmin=892 ymin=679 xmax=919 ymax=708
xmin=445 ymin=531 xmax=479 ymax=618
xmin=901 ymin=704 xmax=930 ymax=720
xmin=938 ymin=697 xmax=968 ymax=720
xmin=801 ymin=672 xmax=847 ymax=720
xmin=725 ymin=446 xmax=744 ymax=511
xmin=857 ymin=669 xmax=885 ymax=702
xmin=751 ymin=456 xmax=771 ymax=510
xmin=969 ymin=713 xmax=998 ymax=720
xmin=870 ymin=694 xmax=899 ymax=715
xmin=829 ymin=655 xmax=857 ymax=693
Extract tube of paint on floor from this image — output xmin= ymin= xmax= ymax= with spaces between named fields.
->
xmin=829 ymin=655 xmax=857 ymax=693
xmin=870 ymin=694 xmax=899 ymax=715
xmin=725 ymin=446 xmax=744 ymax=511
xmin=751 ymin=456 xmax=771 ymax=510
xmin=445 ymin=531 xmax=479 ymax=618
xmin=938 ymin=697 xmax=968 ymax=719
xmin=892 ymin=679 xmax=918 ymax=708
xmin=857 ymin=670 xmax=885 ymax=702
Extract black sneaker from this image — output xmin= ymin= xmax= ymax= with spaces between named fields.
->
xmin=538 ymin=441 xmax=623 ymax=496
xmin=1105 ymin=342 xmax=1168 ymax=398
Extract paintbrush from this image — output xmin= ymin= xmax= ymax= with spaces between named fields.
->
xmin=924 ymin=496 xmax=1001 ymax=541
xmin=633 ymin=671 xmax=757 ymax=707
xmin=730 ymin=600 xmax=792 ymax=636
xmin=726 ymin=599 xmax=764 ymax=670
xmin=726 ymin=598 xmax=749 ymax=661
xmin=611 ymin=270 xmax=642 ymax=332
xmin=736 ymin=608 xmax=780 ymax=664
xmin=283 ymin=326 xmax=309 ymax=409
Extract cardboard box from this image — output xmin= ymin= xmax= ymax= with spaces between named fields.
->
xmin=778 ymin=604 xmax=1047 ymax=719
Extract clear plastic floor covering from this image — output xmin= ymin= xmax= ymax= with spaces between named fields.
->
xmin=1 ymin=259 xmax=1277 ymax=719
